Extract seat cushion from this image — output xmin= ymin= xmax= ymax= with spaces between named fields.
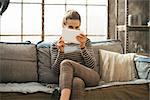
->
xmin=0 ymin=42 xmax=38 ymax=82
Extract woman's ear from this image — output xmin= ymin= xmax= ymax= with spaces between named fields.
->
xmin=62 ymin=23 xmax=66 ymax=28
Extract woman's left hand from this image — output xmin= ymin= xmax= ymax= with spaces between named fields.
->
xmin=76 ymin=33 xmax=87 ymax=48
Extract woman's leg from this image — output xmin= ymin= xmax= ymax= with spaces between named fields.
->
xmin=71 ymin=77 xmax=85 ymax=100
xmin=60 ymin=77 xmax=85 ymax=100
xmin=60 ymin=88 xmax=71 ymax=100
xmin=59 ymin=59 xmax=100 ymax=100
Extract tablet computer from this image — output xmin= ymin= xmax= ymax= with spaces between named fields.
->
xmin=61 ymin=28 xmax=83 ymax=44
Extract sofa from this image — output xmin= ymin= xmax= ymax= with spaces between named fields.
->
xmin=0 ymin=39 xmax=149 ymax=100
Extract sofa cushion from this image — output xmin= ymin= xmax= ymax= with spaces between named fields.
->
xmin=134 ymin=55 xmax=150 ymax=79
xmin=0 ymin=42 xmax=38 ymax=82
xmin=99 ymin=49 xmax=136 ymax=82
xmin=37 ymin=41 xmax=59 ymax=83
xmin=92 ymin=40 xmax=123 ymax=72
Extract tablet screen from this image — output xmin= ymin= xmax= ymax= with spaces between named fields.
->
xmin=61 ymin=28 xmax=83 ymax=44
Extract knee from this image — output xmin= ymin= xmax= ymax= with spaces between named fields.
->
xmin=60 ymin=59 xmax=72 ymax=68
xmin=60 ymin=59 xmax=73 ymax=72
xmin=72 ymin=77 xmax=85 ymax=90
xmin=60 ymin=59 xmax=71 ymax=66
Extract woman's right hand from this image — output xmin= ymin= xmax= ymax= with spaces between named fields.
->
xmin=56 ymin=37 xmax=65 ymax=53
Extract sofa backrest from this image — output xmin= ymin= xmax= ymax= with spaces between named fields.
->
xmin=0 ymin=42 xmax=38 ymax=82
xmin=37 ymin=39 xmax=123 ymax=84
xmin=0 ymin=40 xmax=123 ymax=83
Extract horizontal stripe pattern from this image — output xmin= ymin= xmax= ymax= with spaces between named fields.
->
xmin=51 ymin=39 xmax=96 ymax=74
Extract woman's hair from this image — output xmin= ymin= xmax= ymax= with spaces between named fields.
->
xmin=62 ymin=10 xmax=81 ymax=27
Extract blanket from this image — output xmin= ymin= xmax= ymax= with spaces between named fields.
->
xmin=0 ymin=82 xmax=55 ymax=94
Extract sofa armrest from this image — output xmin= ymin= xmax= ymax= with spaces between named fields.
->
xmin=85 ymin=79 xmax=150 ymax=91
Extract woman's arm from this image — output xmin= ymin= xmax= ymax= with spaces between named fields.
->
xmin=51 ymin=42 xmax=64 ymax=74
xmin=80 ymin=39 xmax=96 ymax=69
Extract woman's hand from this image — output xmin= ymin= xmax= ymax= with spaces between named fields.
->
xmin=76 ymin=33 xmax=87 ymax=49
xmin=57 ymin=37 xmax=65 ymax=53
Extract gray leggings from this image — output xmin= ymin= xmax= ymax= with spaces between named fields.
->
xmin=59 ymin=59 xmax=100 ymax=90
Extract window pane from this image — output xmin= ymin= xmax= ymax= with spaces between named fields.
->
xmin=1 ymin=36 xmax=21 ymax=42
xmin=23 ymin=0 xmax=42 ymax=3
xmin=45 ymin=36 xmax=60 ymax=42
xmin=23 ymin=36 xmax=41 ymax=43
xmin=66 ymin=5 xmax=86 ymax=32
xmin=45 ymin=0 xmax=65 ymax=4
xmin=1 ymin=4 xmax=21 ymax=35
xmin=87 ymin=0 xmax=107 ymax=5
xmin=87 ymin=36 xmax=107 ymax=42
xmin=87 ymin=6 xmax=107 ymax=35
xmin=10 ymin=0 xmax=21 ymax=2
xmin=45 ymin=5 xmax=65 ymax=35
xmin=67 ymin=0 xmax=86 ymax=4
xmin=23 ymin=4 xmax=42 ymax=35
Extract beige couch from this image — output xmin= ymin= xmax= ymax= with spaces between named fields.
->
xmin=0 ymin=40 xmax=149 ymax=100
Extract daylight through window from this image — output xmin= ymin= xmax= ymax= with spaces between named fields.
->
xmin=0 ymin=0 xmax=108 ymax=43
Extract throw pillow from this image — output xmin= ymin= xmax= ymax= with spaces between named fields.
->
xmin=0 ymin=42 xmax=38 ymax=82
xmin=37 ymin=41 xmax=59 ymax=83
xmin=99 ymin=49 xmax=136 ymax=82
xmin=134 ymin=55 xmax=150 ymax=80
xmin=92 ymin=40 xmax=123 ymax=73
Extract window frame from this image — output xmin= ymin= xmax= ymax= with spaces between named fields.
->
xmin=0 ymin=0 xmax=108 ymax=42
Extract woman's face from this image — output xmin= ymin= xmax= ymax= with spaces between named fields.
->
xmin=65 ymin=19 xmax=80 ymax=30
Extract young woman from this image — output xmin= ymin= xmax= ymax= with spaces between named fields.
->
xmin=51 ymin=10 xmax=100 ymax=100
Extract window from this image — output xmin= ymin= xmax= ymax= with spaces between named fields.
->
xmin=0 ymin=0 xmax=108 ymax=43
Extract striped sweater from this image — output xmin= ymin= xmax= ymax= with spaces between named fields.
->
xmin=51 ymin=39 xmax=96 ymax=74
